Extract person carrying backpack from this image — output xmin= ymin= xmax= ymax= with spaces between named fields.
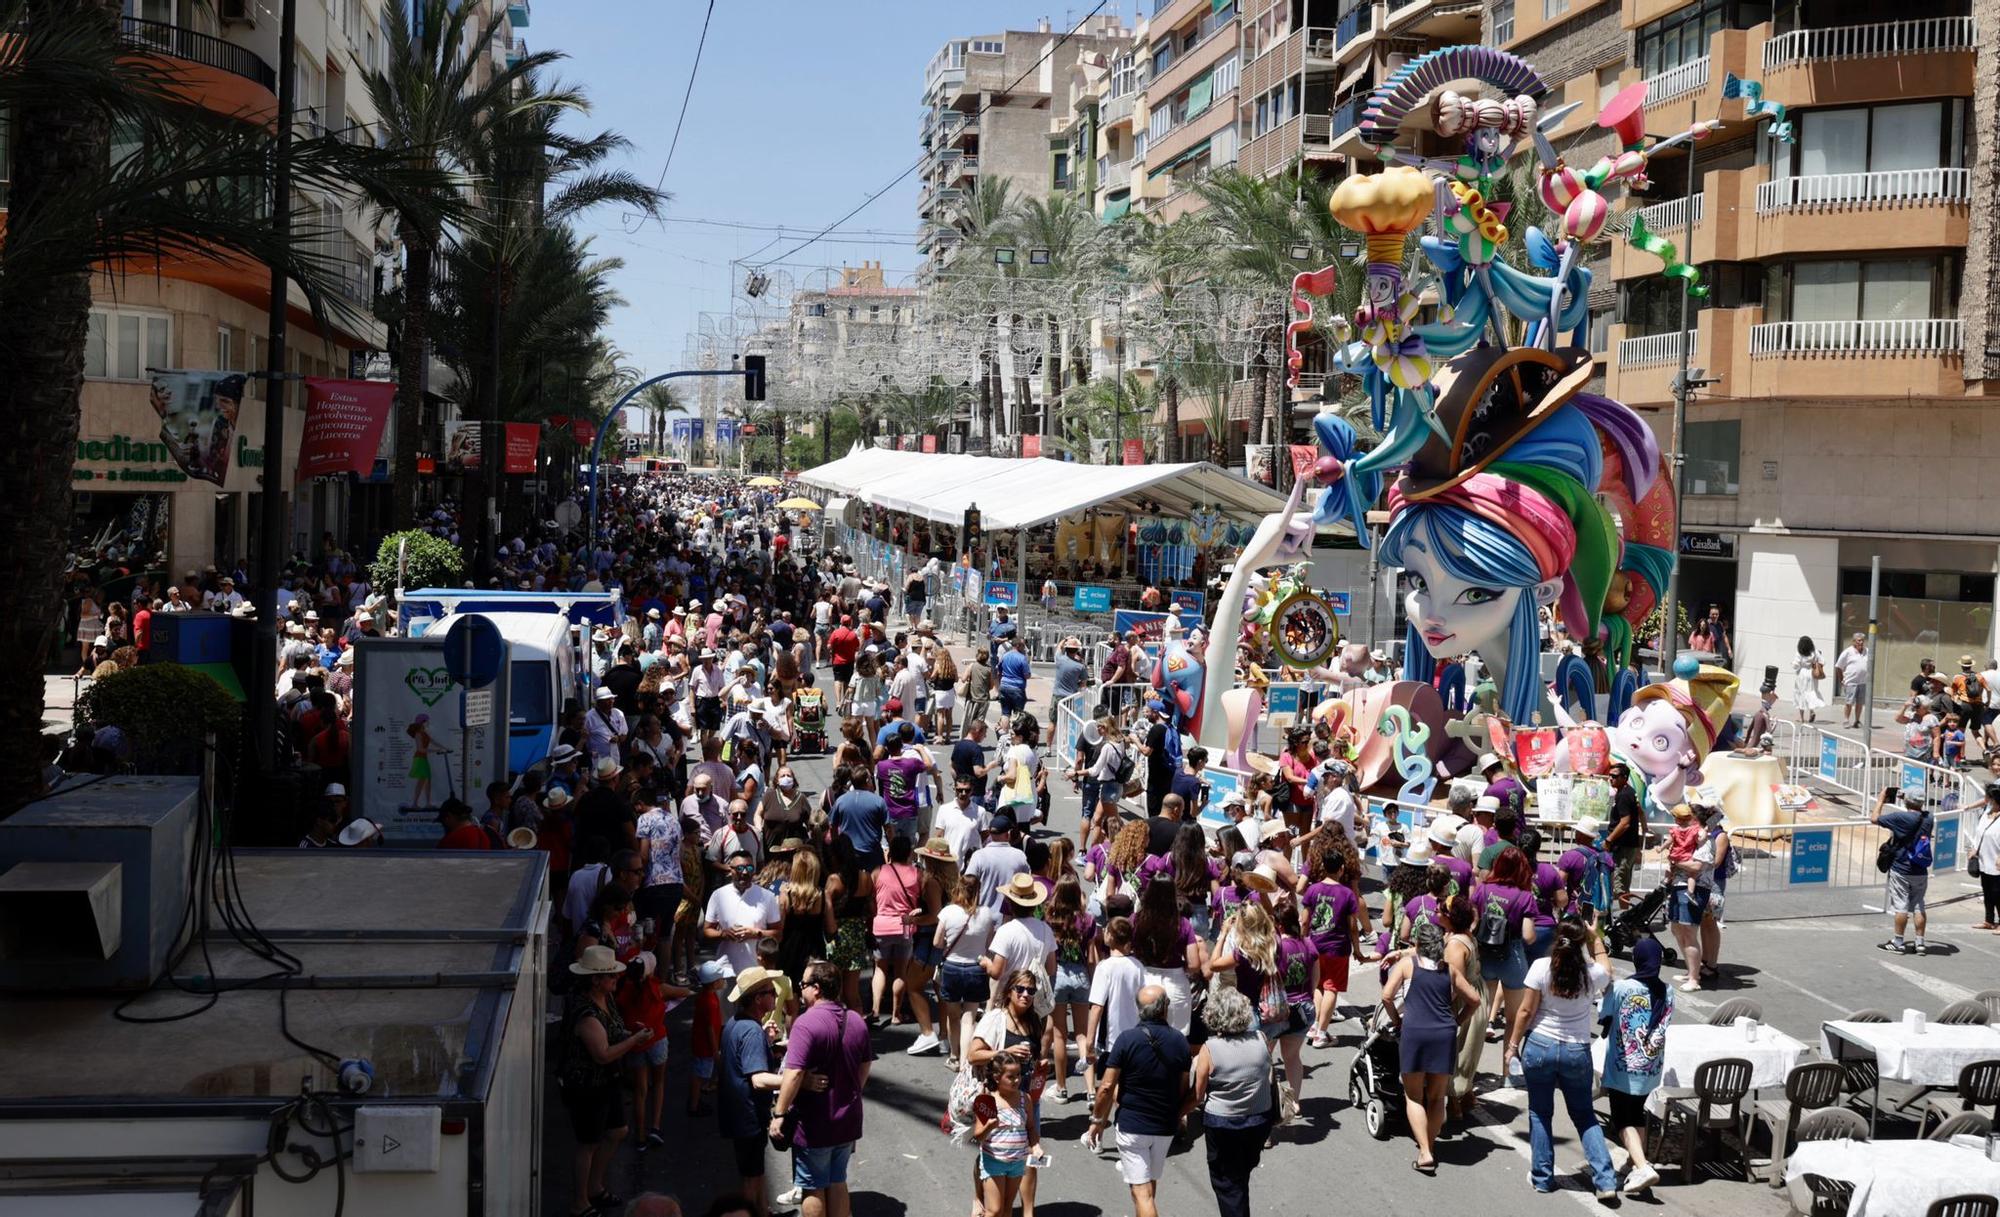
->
xmin=1873 ymin=786 xmax=1935 ymax=955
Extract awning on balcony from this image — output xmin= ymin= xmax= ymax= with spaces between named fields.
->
xmin=1101 ymin=192 xmax=1132 ymax=223
xmin=1147 ymin=137 xmax=1213 ymax=177
xmin=1213 ymin=0 xmax=1233 ymax=11
xmin=1185 ymin=73 xmax=1214 ymax=119
xmin=1338 ymin=61 xmax=1369 ymax=95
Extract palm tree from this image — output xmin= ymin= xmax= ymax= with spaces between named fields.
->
xmin=1068 ymin=372 xmax=1162 ymax=460
xmin=937 ymin=178 xmax=1019 ymax=443
xmin=0 ymin=0 xmax=469 ymax=807
xmin=637 ymin=382 xmax=678 ymax=454
xmin=1129 ymin=215 xmax=1214 ymax=464
xmin=1193 ymin=170 xmax=1315 ymax=461
xmin=1012 ymin=193 xmax=1102 ymax=449
xmin=364 ymin=0 xmax=574 ymax=527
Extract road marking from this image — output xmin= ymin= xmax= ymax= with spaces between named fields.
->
xmin=1877 ymin=959 xmax=1977 ymax=1006
xmin=1746 ymin=967 xmax=1849 ymax=1017
xmin=1466 ymin=1088 xmax=1609 ymax=1214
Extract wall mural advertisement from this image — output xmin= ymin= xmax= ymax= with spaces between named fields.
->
xmin=147 ymin=369 xmax=248 ymax=485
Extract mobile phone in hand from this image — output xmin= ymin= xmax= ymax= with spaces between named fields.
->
xmin=1026 ymin=1152 xmax=1052 ymax=1170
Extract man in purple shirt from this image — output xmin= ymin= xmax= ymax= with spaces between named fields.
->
xmin=771 ymin=961 xmax=874 ymax=1217
xmin=1555 ymin=817 xmax=1613 ymax=926
xmin=1479 ymin=753 xmax=1527 ymax=822
xmin=874 ymin=723 xmax=932 ymax=844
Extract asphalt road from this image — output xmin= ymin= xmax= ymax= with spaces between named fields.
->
xmin=540 ymin=717 xmax=2000 ymax=1217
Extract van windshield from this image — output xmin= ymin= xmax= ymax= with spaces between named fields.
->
xmin=510 ymin=660 xmax=552 ymax=725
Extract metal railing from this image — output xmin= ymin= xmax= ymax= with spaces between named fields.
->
xmin=118 ymin=17 xmax=277 ymax=90
xmin=1337 ymin=4 xmax=1372 ymax=46
xmin=1331 ymin=96 xmax=1364 ymax=137
xmin=1754 ymin=167 xmax=1971 ymax=213
xmin=1301 ymin=26 xmax=1338 ymax=59
xmin=1303 ymin=113 xmax=1334 ymax=145
xmin=1762 ymin=16 xmax=1979 ymax=72
xmin=1636 ymin=192 xmax=1704 ymax=233
xmin=1103 ymin=93 xmax=1135 ymax=125
xmin=1748 ymin=318 xmax=1963 ymax=357
xmin=1645 ymin=55 xmax=1710 ymax=105
xmin=1103 ymin=160 xmax=1133 ymax=190
xmin=1617 ymin=329 xmax=1696 ymax=367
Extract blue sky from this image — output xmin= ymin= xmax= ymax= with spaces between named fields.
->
xmin=536 ymin=0 xmax=1100 ymax=380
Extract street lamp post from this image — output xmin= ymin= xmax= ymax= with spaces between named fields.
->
xmin=1658 ymin=137 xmax=1719 ymax=671
xmin=585 ymin=368 xmax=746 ymax=554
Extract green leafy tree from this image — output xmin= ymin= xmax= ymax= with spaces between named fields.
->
xmin=371 ymin=529 xmax=466 ymax=592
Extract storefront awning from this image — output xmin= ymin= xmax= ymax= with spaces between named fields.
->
xmin=799 ymin=449 xmax=1314 ymax=533
xmin=187 ymin=662 xmax=246 ymax=702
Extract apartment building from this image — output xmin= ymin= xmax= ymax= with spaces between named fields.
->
xmin=1554 ymin=0 xmax=1999 ymax=686
xmin=50 ymin=0 xmax=523 ymax=576
xmin=917 ymin=18 xmax=1130 ymax=276
xmin=786 ymin=263 xmax=926 ymax=429
xmin=1134 ymin=0 xmax=1246 ymax=220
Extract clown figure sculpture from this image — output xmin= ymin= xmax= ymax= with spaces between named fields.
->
xmin=1614 ymin=657 xmax=1740 ymax=813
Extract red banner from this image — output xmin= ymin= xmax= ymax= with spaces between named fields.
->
xmin=298 ymin=378 xmax=394 ymax=478
xmin=569 ymin=418 xmax=596 ymax=447
xmin=1022 ymin=433 xmax=1042 ymax=458
xmin=503 ymin=422 xmax=540 ymax=474
xmin=1122 ymin=438 xmax=1146 ymax=466
xmin=921 ymin=434 xmax=938 ymax=453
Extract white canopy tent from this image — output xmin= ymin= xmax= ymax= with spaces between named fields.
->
xmin=798 ymin=449 xmax=1309 ymax=531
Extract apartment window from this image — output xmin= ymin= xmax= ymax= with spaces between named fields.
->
xmin=970 ymin=39 xmax=1004 ymax=55
xmin=1111 ymin=53 xmax=1136 ymax=99
xmin=1634 ymin=0 xmax=1773 ymax=77
xmin=1588 ymin=308 xmax=1612 ymax=354
xmin=1682 ymin=420 xmax=1740 ymax=496
xmin=1542 ymin=0 xmax=1568 ymax=17
xmin=1597 ymin=65 xmax=1622 ymax=111
xmin=1492 ymin=1 xmax=1515 ymax=43
xmin=1134 ymin=128 xmax=1150 ymax=160
xmin=1765 ymin=256 xmax=1960 ymax=323
xmin=1790 ymin=100 xmax=1965 ymax=177
xmin=1147 ymin=106 xmax=1171 ymax=142
xmin=1152 ymin=42 xmax=1174 ymax=78
xmin=85 ymin=307 xmax=172 ymax=382
xmin=1212 ymin=54 xmax=1240 ymax=96
xmin=1052 ymin=151 xmax=1070 ymax=189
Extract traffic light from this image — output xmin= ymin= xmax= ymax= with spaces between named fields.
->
xmin=963 ymin=503 xmax=982 ymax=554
xmin=743 ymin=354 xmax=766 ymax=401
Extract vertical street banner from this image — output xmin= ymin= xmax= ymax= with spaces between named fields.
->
xmin=299 ymin=378 xmax=395 ymax=478
xmin=147 ymin=370 xmax=247 ymax=485
xmin=921 ymin=434 xmax=938 ymax=453
xmin=502 ymin=422 xmax=540 ymax=474
xmin=715 ymin=418 xmax=740 ymax=449
xmin=1122 ymin=438 xmax=1146 ymax=466
xmin=1022 ymin=433 xmax=1042 ymax=458
xmin=444 ymin=420 xmax=483 ymax=471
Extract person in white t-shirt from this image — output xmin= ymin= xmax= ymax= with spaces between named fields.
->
xmin=1980 ymin=658 xmax=2000 ymax=752
xmin=934 ymin=876 xmax=998 ymax=1069
xmin=983 ymin=874 xmax=1057 ymax=996
xmin=1086 ymin=915 xmax=1145 ymax=1059
xmin=1503 ymin=923 xmax=1616 ymax=1198
xmin=701 ymin=848 xmax=781 ymax=975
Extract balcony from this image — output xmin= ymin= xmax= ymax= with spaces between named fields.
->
xmin=507 ymin=1 xmax=529 ymax=28
xmin=1617 ymin=329 xmax=1696 ymax=369
xmin=1302 ymin=26 xmax=1339 ymax=63
xmin=1749 ymin=318 xmax=1962 ymax=358
xmin=1755 ymin=167 xmax=1971 ymax=214
xmin=1336 ymin=4 xmax=1373 ymax=49
xmin=1239 ymin=114 xmax=1302 ymax=179
xmin=1761 ymin=15 xmax=1977 ymax=73
xmin=1102 ymin=92 xmax=1136 ymax=127
xmin=505 ymin=38 xmax=525 ymax=68
xmin=1103 ymin=160 xmax=1133 ymax=191
xmin=1644 ymin=55 xmax=1709 ymax=105
xmin=1634 ymin=192 xmax=1704 ymax=234
xmin=118 ymin=17 xmax=276 ymax=90
xmin=950 ymin=156 xmax=980 ymax=183
xmin=1148 ymin=14 xmax=1240 ymax=103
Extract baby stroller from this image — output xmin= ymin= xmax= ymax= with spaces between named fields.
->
xmin=1606 ymin=879 xmax=1673 ymax=961
xmin=1347 ymin=1001 xmax=1405 ymax=1140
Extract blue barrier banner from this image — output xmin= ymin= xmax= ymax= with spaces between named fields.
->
xmin=1934 ymin=814 xmax=1959 ymax=871
xmin=1819 ymin=734 xmax=1838 ymax=782
xmin=1198 ymin=768 xmax=1243 ymax=828
xmin=1073 ymin=585 xmax=1112 ymax=613
xmin=1267 ymin=686 xmax=1301 ymax=717
xmin=1900 ymin=761 xmax=1926 ymax=798
xmin=1788 ymin=829 xmax=1832 ymax=884
xmin=984 ymin=580 xmax=1018 ymax=607
xmin=1169 ymin=589 xmax=1206 ymax=620
xmin=1113 ymin=609 xmax=1173 ymax=643
xmin=1326 ymin=591 xmax=1352 ymax=615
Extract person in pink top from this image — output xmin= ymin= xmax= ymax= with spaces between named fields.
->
xmin=869 ymin=835 xmax=931 ymax=1036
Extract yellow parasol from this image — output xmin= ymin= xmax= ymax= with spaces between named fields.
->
xmin=777 ymin=497 xmax=822 ymax=510
xmin=748 ymin=476 xmax=783 ymax=488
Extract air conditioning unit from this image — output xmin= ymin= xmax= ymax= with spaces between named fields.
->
xmin=218 ymin=0 xmax=255 ymax=25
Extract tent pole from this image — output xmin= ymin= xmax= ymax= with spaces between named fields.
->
xmin=1015 ymin=528 xmax=1028 ymax=593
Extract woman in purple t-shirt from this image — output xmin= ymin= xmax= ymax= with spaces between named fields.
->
xmin=1301 ymin=846 xmax=1373 ymax=1047
xmin=1517 ymin=828 xmax=1564 ymax=966
xmin=1471 ymin=847 xmax=1540 ymax=1044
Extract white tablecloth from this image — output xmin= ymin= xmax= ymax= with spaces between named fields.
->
xmin=1592 ymin=1021 xmax=1809 ymax=1116
xmin=1785 ymin=1138 xmax=2000 ymax=1217
xmin=1821 ymin=1020 xmax=2000 ymax=1084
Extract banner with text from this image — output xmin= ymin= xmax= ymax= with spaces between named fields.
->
xmin=299 ymin=377 xmax=394 ymax=479
xmin=503 ymin=422 xmax=540 ymax=474
xmin=1122 ymin=438 xmax=1146 ymax=466
xmin=148 ymin=369 xmax=248 ymax=485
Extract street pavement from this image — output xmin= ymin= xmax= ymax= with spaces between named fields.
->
xmin=538 ymin=680 xmax=1997 ymax=1217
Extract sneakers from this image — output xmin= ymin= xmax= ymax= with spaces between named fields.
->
xmin=1624 ymin=1164 xmax=1660 ymax=1193
xmin=905 ymin=1032 xmax=942 ymax=1056
xmin=774 ymin=1187 xmax=804 ymax=1209
xmin=1878 ymin=940 xmax=1912 ymax=954
xmin=1279 ymin=1080 xmax=1301 ymax=1124
xmin=1305 ymin=1030 xmax=1327 ymax=1050
xmin=1914 ymin=941 xmax=1929 ymax=956
xmin=644 ymin=1127 xmax=665 ymax=1149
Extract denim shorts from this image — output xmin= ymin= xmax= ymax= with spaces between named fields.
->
xmin=692 ymin=1056 xmax=716 ymax=1080
xmin=912 ymin=935 xmax=944 ymax=969
xmin=1668 ymin=885 xmax=1712 ymax=926
xmin=1053 ymin=961 xmax=1090 ymax=1005
xmin=1079 ymin=779 xmax=1109 ymax=810
xmin=1481 ymin=937 xmax=1530 ymax=991
xmin=793 ymin=1142 xmax=854 ymax=1191
xmin=979 ymin=1152 xmax=1026 ymax=1180
xmin=636 ymin=1038 xmax=669 ymax=1068
xmin=939 ymin=959 xmax=989 ymax=1004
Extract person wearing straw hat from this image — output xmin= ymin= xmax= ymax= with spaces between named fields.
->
xmin=559 ymin=944 xmax=654 ymax=1217
xmin=983 ymin=874 xmax=1056 ymax=1009
xmin=719 ymin=966 xmax=793 ymax=1214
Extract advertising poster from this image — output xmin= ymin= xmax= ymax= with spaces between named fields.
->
xmin=984 ymin=579 xmax=1018 ymax=608
xmin=352 ymin=638 xmax=509 ymax=843
xmin=1169 ymin=589 xmax=1206 ymax=621
xmin=1022 ymin=434 xmax=1042 ymax=459
xmin=1287 ymin=444 xmax=1318 ymax=485
xmin=1073 ymin=585 xmax=1112 ymax=613
xmin=147 ymin=369 xmax=247 ymax=485
xmin=1198 ymin=767 xmax=1243 ymax=828
xmin=922 ymin=434 xmax=938 ymax=453
xmin=299 ymin=377 xmax=394 ymax=478
xmin=1122 ymin=438 xmax=1145 ymax=466
xmin=571 ymin=417 xmax=598 ymax=447
xmin=444 ymin=420 xmax=483 ymax=471
xmin=503 ymin=422 xmax=540 ymax=474
xmin=1112 ymin=608 xmax=1173 ymax=644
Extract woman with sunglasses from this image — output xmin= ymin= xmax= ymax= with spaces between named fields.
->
xmin=969 ymin=968 xmax=1049 ymax=1217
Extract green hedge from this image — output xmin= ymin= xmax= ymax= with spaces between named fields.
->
xmin=76 ymin=663 xmax=241 ymax=772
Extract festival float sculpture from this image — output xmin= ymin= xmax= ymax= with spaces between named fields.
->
xmin=1184 ymin=40 xmax=1752 ymax=815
